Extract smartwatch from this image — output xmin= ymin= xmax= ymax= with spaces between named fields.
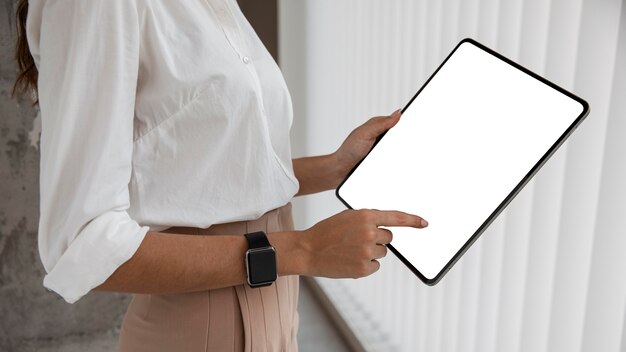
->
xmin=243 ymin=231 xmax=277 ymax=288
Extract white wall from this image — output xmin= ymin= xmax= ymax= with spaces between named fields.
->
xmin=279 ymin=1 xmax=626 ymax=351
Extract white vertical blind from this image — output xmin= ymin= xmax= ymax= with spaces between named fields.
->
xmin=519 ymin=1 xmax=583 ymax=351
xmin=278 ymin=1 xmax=626 ymax=351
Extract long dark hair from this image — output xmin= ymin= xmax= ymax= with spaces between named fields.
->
xmin=12 ymin=0 xmax=38 ymax=104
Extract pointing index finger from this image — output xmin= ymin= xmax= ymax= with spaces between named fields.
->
xmin=374 ymin=210 xmax=428 ymax=228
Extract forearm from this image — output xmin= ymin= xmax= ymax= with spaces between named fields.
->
xmin=292 ymin=153 xmax=346 ymax=196
xmin=94 ymin=230 xmax=308 ymax=294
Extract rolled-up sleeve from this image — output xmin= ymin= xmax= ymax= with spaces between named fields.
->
xmin=35 ymin=0 xmax=149 ymax=303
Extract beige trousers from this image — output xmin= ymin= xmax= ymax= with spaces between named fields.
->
xmin=119 ymin=202 xmax=299 ymax=352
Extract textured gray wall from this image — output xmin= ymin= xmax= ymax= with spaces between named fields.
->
xmin=0 ymin=2 xmax=131 ymax=351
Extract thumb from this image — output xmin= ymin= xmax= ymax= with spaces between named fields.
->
xmin=370 ymin=109 xmax=401 ymax=135
xmin=387 ymin=109 xmax=402 ymax=121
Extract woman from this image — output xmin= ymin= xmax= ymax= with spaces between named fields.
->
xmin=14 ymin=0 xmax=428 ymax=351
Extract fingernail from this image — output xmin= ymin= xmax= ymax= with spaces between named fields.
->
xmin=390 ymin=109 xmax=401 ymax=117
xmin=421 ymin=219 xmax=428 ymax=227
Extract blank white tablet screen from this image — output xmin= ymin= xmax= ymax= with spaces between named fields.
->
xmin=337 ymin=40 xmax=586 ymax=282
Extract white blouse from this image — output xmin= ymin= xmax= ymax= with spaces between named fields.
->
xmin=27 ymin=0 xmax=300 ymax=303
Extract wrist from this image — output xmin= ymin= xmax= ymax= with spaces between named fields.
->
xmin=267 ymin=230 xmax=311 ymax=276
xmin=329 ymin=152 xmax=350 ymax=188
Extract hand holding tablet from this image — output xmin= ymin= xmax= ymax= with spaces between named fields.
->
xmin=336 ymin=39 xmax=589 ymax=285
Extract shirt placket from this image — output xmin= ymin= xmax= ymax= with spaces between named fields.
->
xmin=205 ymin=0 xmax=299 ymax=187
xmin=207 ymin=0 xmax=268 ymax=117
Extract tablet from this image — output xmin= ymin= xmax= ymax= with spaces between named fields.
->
xmin=335 ymin=38 xmax=589 ymax=285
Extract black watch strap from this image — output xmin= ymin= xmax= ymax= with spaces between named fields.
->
xmin=244 ymin=231 xmax=271 ymax=248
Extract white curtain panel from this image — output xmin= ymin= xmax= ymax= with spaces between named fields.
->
xmin=279 ymin=1 xmax=626 ymax=351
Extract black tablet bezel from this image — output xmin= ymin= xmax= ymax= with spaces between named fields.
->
xmin=335 ymin=38 xmax=590 ymax=285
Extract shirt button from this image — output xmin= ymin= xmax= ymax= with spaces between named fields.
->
xmin=242 ymin=56 xmax=250 ymax=64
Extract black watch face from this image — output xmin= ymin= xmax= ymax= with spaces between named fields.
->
xmin=247 ymin=248 xmax=277 ymax=285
